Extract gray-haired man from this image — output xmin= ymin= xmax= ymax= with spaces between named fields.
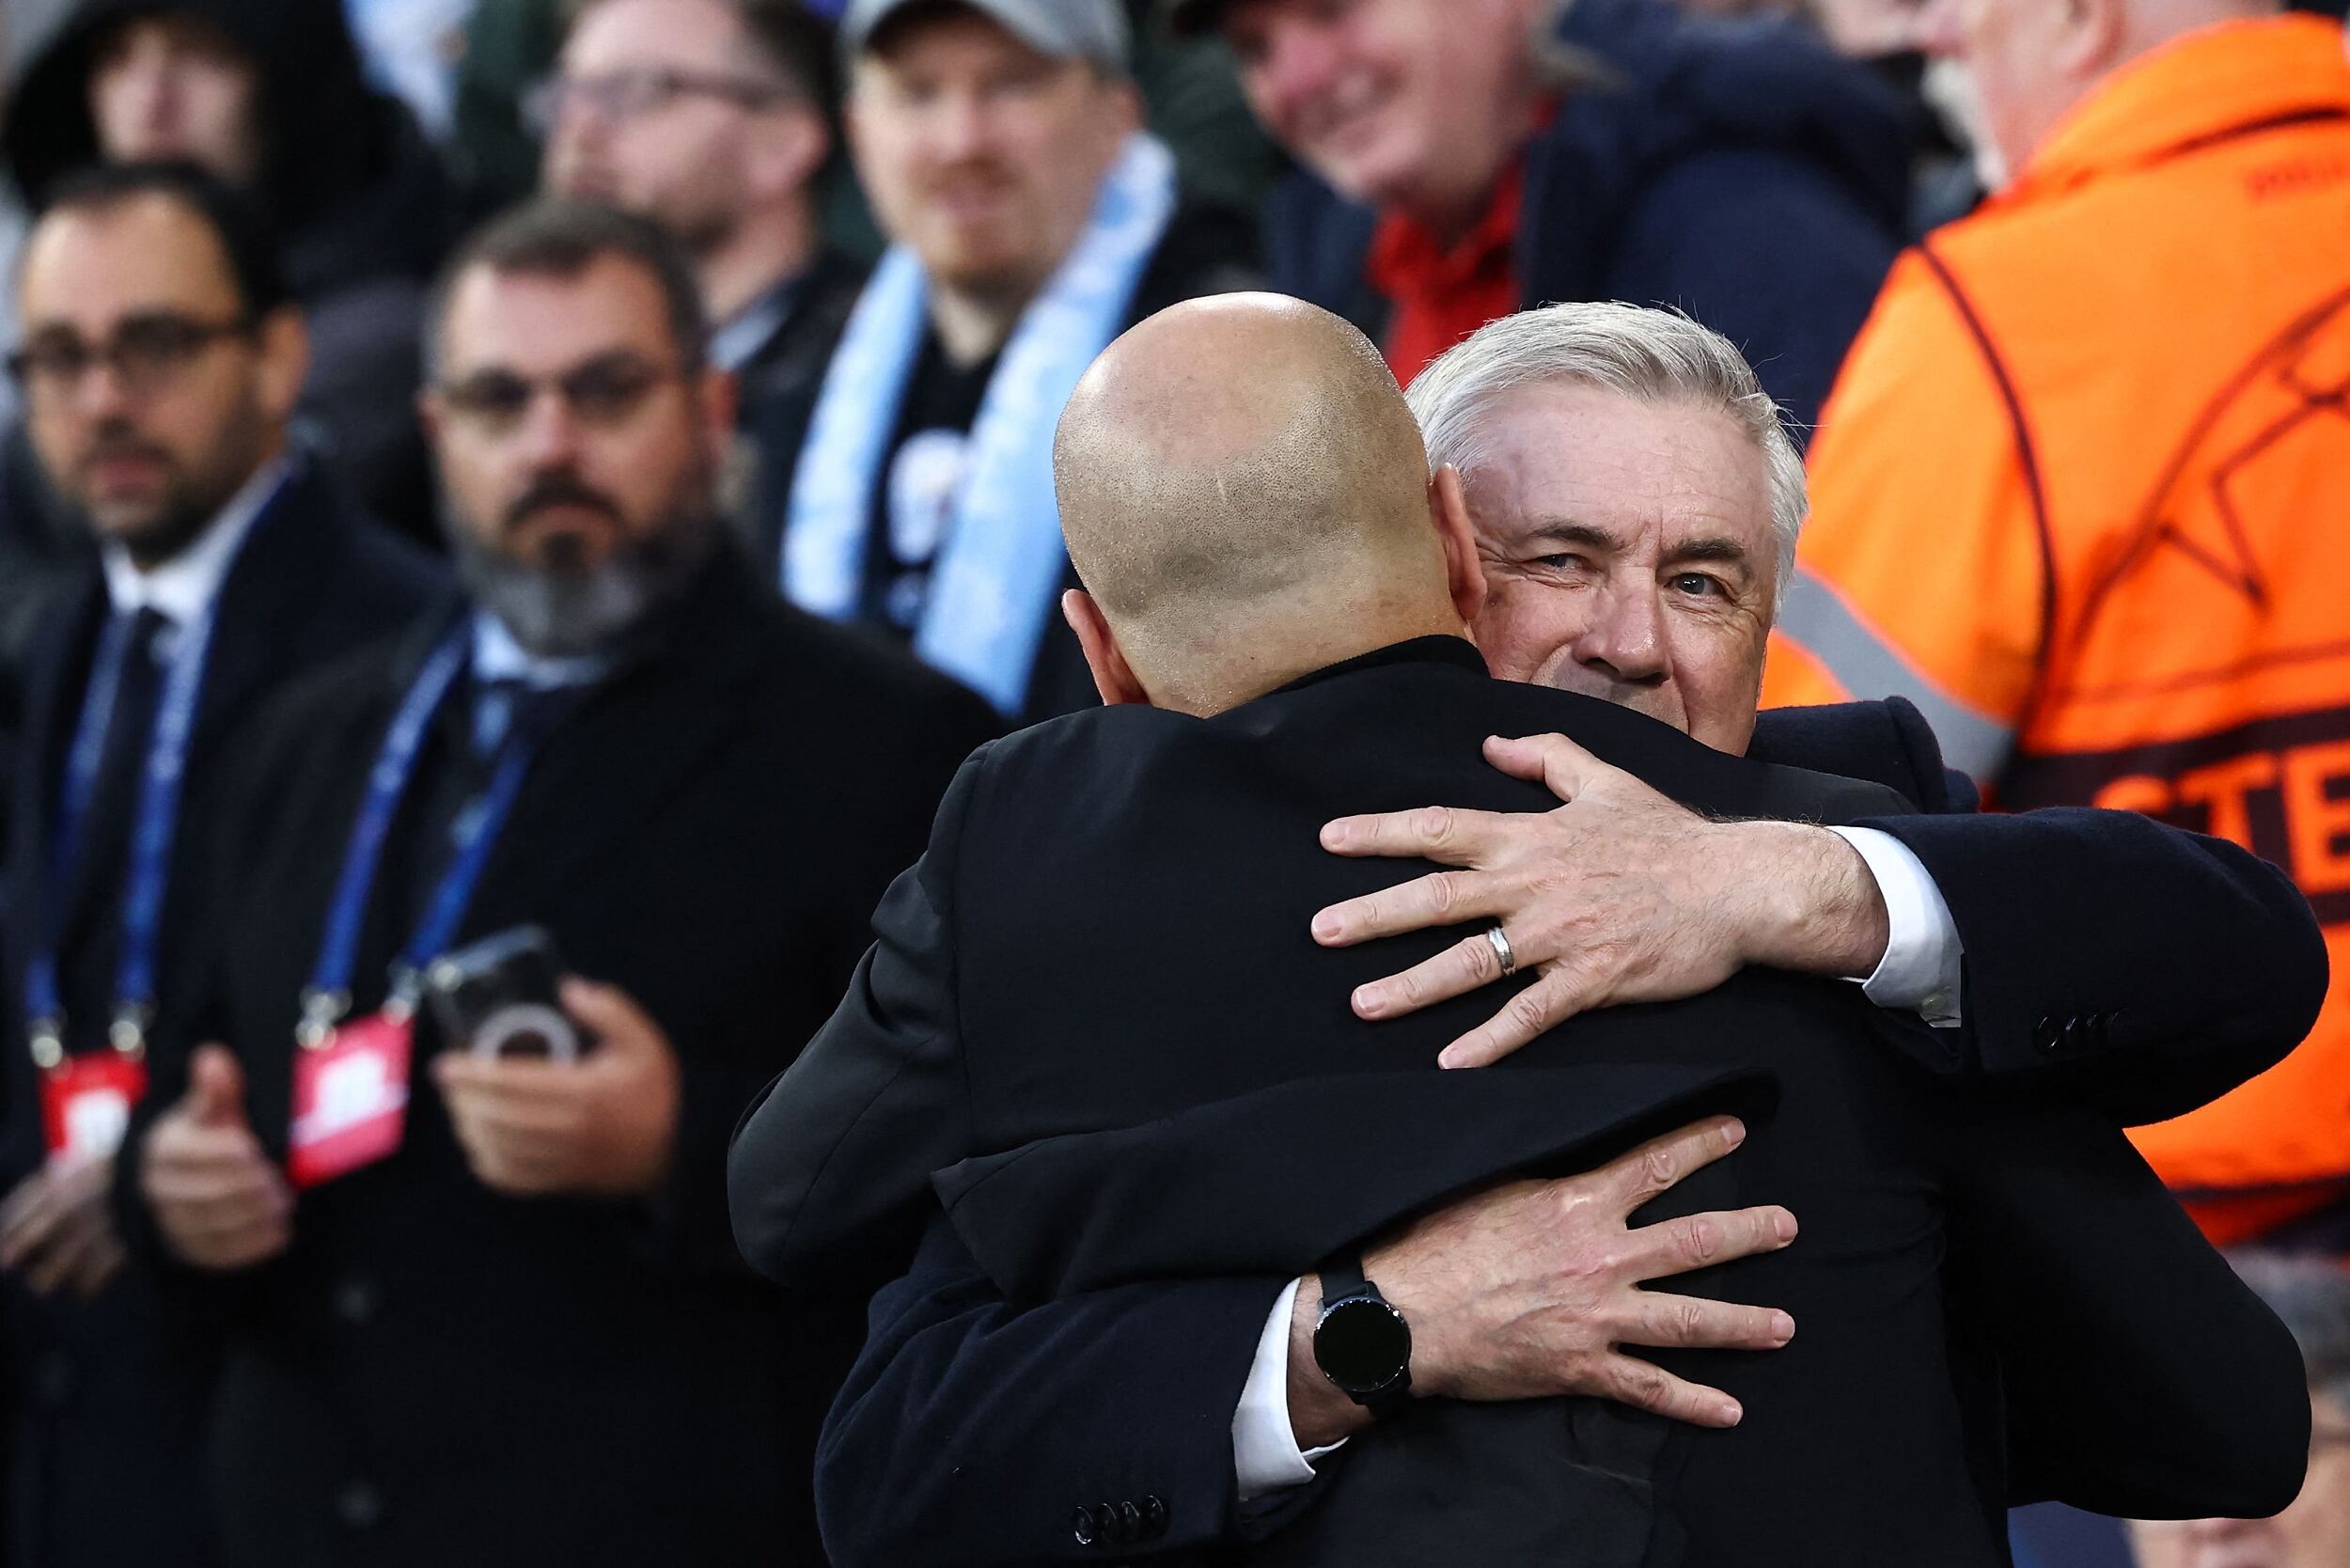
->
xmin=782 ymin=301 xmax=2319 ymax=1563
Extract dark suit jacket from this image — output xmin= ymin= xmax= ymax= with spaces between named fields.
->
xmin=729 ymin=638 xmax=2310 ymax=1566
xmin=122 ymin=548 xmax=999 ymax=1568
xmin=805 ymin=692 xmax=2325 ymax=1568
xmin=0 ymin=458 xmax=442 ymax=1568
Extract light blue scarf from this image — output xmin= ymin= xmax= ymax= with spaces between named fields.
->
xmin=783 ymin=133 xmax=1179 ymax=716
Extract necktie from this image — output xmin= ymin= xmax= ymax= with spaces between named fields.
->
xmin=55 ymin=605 xmax=174 ymax=1013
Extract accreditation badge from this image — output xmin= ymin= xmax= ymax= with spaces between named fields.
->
xmin=288 ymin=1012 xmax=414 ymax=1189
xmin=39 ymin=1054 xmax=148 ymax=1168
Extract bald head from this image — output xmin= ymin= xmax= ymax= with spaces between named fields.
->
xmin=1056 ymin=294 xmax=1473 ymax=714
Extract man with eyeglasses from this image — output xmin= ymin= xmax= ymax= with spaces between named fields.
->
xmin=116 ymin=195 xmax=995 ymax=1568
xmin=2 ymin=0 xmax=465 ymax=539
xmin=0 ymin=162 xmax=443 ymax=1568
xmin=753 ymin=0 xmax=1258 ymax=724
xmin=541 ymin=0 xmax=866 ymax=430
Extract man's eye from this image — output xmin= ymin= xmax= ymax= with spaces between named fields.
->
xmin=1530 ymin=554 xmax=1588 ymax=572
xmin=447 ymin=374 xmax=532 ymax=420
xmin=1669 ymin=572 xmax=1725 ymax=598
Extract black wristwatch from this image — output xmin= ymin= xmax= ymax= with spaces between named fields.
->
xmin=1312 ymin=1249 xmax=1414 ymax=1414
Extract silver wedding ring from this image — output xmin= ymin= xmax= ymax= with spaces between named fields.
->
xmin=1485 ymin=923 xmax=1519 ymax=977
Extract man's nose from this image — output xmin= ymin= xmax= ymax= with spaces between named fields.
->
xmin=68 ymin=358 xmax=139 ymax=424
xmin=511 ymin=387 xmax=586 ymax=469
xmin=1572 ymin=584 xmax=1669 ymax=685
xmin=930 ymin=91 xmax=994 ymax=166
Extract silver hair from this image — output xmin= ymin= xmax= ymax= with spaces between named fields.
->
xmin=1404 ymin=302 xmax=1808 ymax=608
xmin=2230 ymin=1249 xmax=2350 ymax=1413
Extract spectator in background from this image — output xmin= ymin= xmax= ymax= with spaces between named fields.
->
xmin=2129 ymin=1252 xmax=2350 ymax=1567
xmin=1762 ymin=0 xmax=2350 ymax=1248
xmin=1169 ymin=0 xmax=1915 ymax=426
xmin=0 ymin=163 xmax=442 ymax=1568
xmin=121 ymin=196 xmax=994 ymax=1568
xmin=450 ymin=0 xmax=566 ymax=208
xmin=2 ymin=0 xmax=463 ymax=539
xmin=541 ymin=0 xmax=868 ymax=452
xmin=755 ymin=0 xmax=1256 ymax=723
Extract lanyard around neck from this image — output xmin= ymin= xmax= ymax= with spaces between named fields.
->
xmin=24 ymin=604 xmax=220 ymax=1072
xmin=295 ymin=624 xmax=549 ymax=1047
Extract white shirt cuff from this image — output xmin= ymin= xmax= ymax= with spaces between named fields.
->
xmin=1233 ymin=1278 xmax=1348 ymax=1500
xmin=1827 ymin=826 xmax=1964 ymax=1027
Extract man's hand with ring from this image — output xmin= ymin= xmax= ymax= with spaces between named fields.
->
xmin=1312 ymin=733 xmax=1890 ymax=1067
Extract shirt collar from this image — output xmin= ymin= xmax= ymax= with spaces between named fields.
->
xmin=469 ymin=608 xmax=616 ymax=691
xmin=1365 ymin=149 xmax=1531 ymax=299
xmin=100 ymin=453 xmax=291 ymax=627
xmin=708 ymin=274 xmax=803 ymax=374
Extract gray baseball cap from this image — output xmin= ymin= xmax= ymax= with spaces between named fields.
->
xmin=840 ymin=0 xmax=1132 ymax=71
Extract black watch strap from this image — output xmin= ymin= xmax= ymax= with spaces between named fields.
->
xmin=1320 ymin=1248 xmax=1371 ymax=1303
xmin=1313 ymin=1248 xmax=1413 ymax=1413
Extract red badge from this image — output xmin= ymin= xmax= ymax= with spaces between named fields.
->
xmin=39 ymin=1054 xmax=149 ymax=1168
xmin=288 ymin=1012 xmax=414 ymax=1189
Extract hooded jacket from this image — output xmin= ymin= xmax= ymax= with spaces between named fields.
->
xmin=1267 ymin=0 xmax=1918 ymax=431
xmin=2 ymin=0 xmax=459 ymax=536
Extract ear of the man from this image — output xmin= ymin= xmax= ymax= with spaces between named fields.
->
xmin=1063 ymin=588 xmax=1151 ymax=707
xmin=746 ymin=102 xmax=830 ymax=201
xmin=1429 ymin=464 xmax=1488 ymax=628
xmin=254 ymin=306 xmax=311 ymax=423
xmin=2060 ymin=0 xmax=2124 ymax=75
xmin=697 ymin=366 xmax=740 ymax=463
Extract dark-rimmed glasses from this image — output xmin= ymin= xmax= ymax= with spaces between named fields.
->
xmin=525 ymin=69 xmax=793 ymax=135
xmin=435 ymin=353 xmax=688 ymax=436
xmin=6 ymin=312 xmax=255 ymax=405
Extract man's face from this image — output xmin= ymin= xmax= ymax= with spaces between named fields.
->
xmin=14 ymin=195 xmax=296 ymax=559
xmin=1222 ymin=0 xmax=1533 ymax=215
xmin=543 ymin=0 xmax=806 ymax=255
xmin=86 ymin=15 xmax=264 ymax=186
xmin=2129 ymin=1389 xmax=2350 ymax=1568
xmin=422 ymin=256 xmax=730 ymax=652
xmin=1918 ymin=0 xmax=2081 ymax=183
xmin=848 ymin=11 xmax=1136 ymax=299
xmin=1462 ymin=383 xmax=1778 ymax=755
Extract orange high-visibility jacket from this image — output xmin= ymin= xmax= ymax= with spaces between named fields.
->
xmin=1763 ymin=16 xmax=2350 ymax=1235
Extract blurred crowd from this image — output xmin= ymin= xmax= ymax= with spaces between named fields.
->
xmin=0 ymin=0 xmax=2343 ymax=1564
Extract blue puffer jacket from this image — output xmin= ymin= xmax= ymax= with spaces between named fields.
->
xmin=1267 ymin=0 xmax=1920 ymax=433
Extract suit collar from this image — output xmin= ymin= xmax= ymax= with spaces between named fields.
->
xmin=97 ymin=455 xmax=290 ymax=626
xmin=1267 ymin=635 xmax=1488 ymax=698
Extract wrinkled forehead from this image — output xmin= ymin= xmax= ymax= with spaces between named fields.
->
xmin=1460 ymin=381 xmax=1776 ymax=560
xmin=561 ymin=0 xmax=744 ymax=74
xmin=18 ymin=196 xmax=242 ymax=330
xmin=435 ymin=257 xmax=679 ymax=379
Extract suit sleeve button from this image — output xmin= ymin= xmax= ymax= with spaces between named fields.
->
xmin=1117 ymin=1500 xmax=1144 ymax=1541
xmin=2033 ymin=1014 xmax=2062 ymax=1054
xmin=1142 ymin=1495 xmax=1168 ymax=1537
xmin=1071 ymin=1506 xmax=1099 ymax=1546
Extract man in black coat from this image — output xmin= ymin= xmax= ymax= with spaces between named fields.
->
xmin=748 ymin=0 xmax=1259 ymax=726
xmin=0 ymin=165 xmax=443 ymax=1568
xmin=121 ymin=197 xmax=997 ymax=1568
xmin=729 ymin=296 xmax=2312 ymax=1563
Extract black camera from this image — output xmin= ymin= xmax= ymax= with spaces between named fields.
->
xmin=422 ymin=926 xmax=588 ymax=1063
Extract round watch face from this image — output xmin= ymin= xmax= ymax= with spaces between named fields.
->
xmin=1314 ymin=1295 xmax=1412 ymax=1395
